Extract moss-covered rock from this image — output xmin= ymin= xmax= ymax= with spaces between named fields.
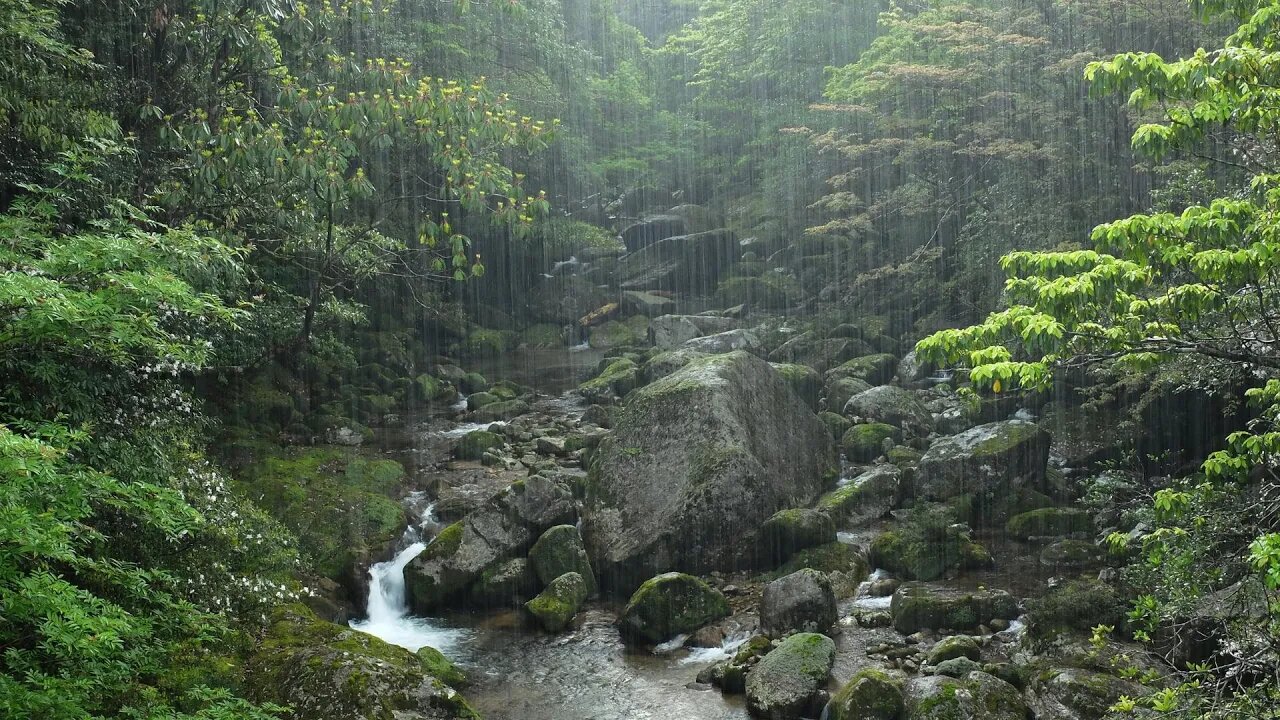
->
xmin=468 ymin=399 xmax=530 ymax=423
xmin=468 ymin=557 xmax=538 ymax=608
xmin=828 ymin=668 xmax=904 ymax=720
xmin=578 ymin=357 xmax=641 ymax=404
xmin=465 ymin=392 xmax=500 ymax=411
xmin=917 ymin=420 xmax=1050 ymax=501
xmin=758 ymin=508 xmax=836 ymax=567
xmin=1025 ymin=578 xmax=1124 ymax=648
xmin=700 ymin=634 xmax=772 ymax=693
xmin=413 ymin=374 xmax=458 ymax=405
xmin=583 ymin=351 xmax=835 ymax=589
xmin=818 ymin=411 xmax=853 ymax=442
xmin=768 ymin=542 xmax=869 ymax=601
xmin=928 ymin=635 xmax=981 ymax=665
xmin=640 ymin=348 xmax=708 ymax=384
xmin=455 ymin=430 xmax=503 ymax=461
xmin=617 ymin=572 xmax=730 ymax=644
xmin=588 ymin=315 xmax=650 ymax=350
xmin=528 ymin=525 xmax=596 ymax=594
xmin=744 ymin=632 xmax=835 ymax=719
xmin=826 ymin=353 xmax=899 ymax=387
xmin=716 ymin=275 xmax=795 ymax=310
xmin=817 ymin=465 xmax=901 ymax=526
xmin=845 ymin=385 xmax=933 ymax=436
xmin=771 ymin=362 xmax=822 ymax=410
xmin=890 ymin=584 xmax=1019 ymax=635
xmin=523 ymin=571 xmax=589 ymax=632
xmin=841 ymin=423 xmax=901 ymax=463
xmin=460 ymin=328 xmax=516 ymax=357
xmin=247 ymin=604 xmax=477 ymax=720
xmin=903 ymin=672 xmax=1026 ymax=720
xmin=824 ymin=377 xmax=872 ymax=417
xmin=1039 ymin=539 xmax=1103 ymax=570
xmin=1006 ymin=507 xmax=1093 ymax=540
xmin=1028 ymin=668 xmax=1147 ymax=719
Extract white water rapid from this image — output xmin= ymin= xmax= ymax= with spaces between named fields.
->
xmin=349 ymin=512 xmax=469 ymax=654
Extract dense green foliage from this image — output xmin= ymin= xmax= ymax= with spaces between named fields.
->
xmin=919 ymin=1 xmax=1280 ymax=714
xmin=4 ymin=0 xmax=1279 ymax=717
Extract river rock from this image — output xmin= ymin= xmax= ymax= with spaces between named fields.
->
xmin=827 ymin=668 xmax=904 ymax=720
xmin=469 ymin=400 xmax=531 ymax=423
xmin=897 ymin=351 xmax=932 ymax=387
xmin=651 ymin=314 xmax=739 ymax=348
xmin=640 ymin=348 xmax=708 ymax=384
xmin=618 ymin=229 xmax=739 ymax=294
xmin=617 ymin=572 xmax=731 ymax=644
xmin=824 ymin=376 xmax=872 ymax=416
xmin=528 ymin=525 xmax=596 ymax=594
xmin=760 ymin=568 xmax=837 ymax=637
xmin=758 ymin=509 xmax=836 ymax=566
xmin=621 ymin=290 xmax=676 ymax=317
xmin=578 ymin=358 xmax=641 ymax=404
xmin=1006 ymin=506 xmax=1093 ymax=539
xmin=405 ymin=476 xmax=575 ymax=612
xmin=1027 ymin=667 xmax=1147 ymax=720
xmin=769 ymin=333 xmax=869 ymax=373
xmin=841 ymin=422 xmax=900 ymax=462
xmin=826 ymin=353 xmax=898 ymax=387
xmin=844 ymin=386 xmax=933 ymax=436
xmin=744 ymin=632 xmax=835 ymax=719
xmin=583 ymin=351 xmax=835 ymax=589
xmin=903 ymin=673 xmax=1027 ymax=720
xmin=770 ymin=363 xmax=822 ymax=410
xmin=890 ymin=584 xmax=1019 ymax=635
xmin=926 ymin=635 xmax=981 ymax=665
xmin=817 ymin=465 xmax=901 ymax=526
xmin=682 ymin=328 xmax=762 ymax=355
xmin=621 ymin=214 xmax=686 ymax=252
xmin=523 ymin=571 xmax=589 ymax=632
xmin=916 ymin=420 xmax=1050 ymax=501
xmin=246 ymin=604 xmax=476 ymax=720
xmin=468 ymin=557 xmax=539 ymax=608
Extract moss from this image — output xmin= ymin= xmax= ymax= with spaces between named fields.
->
xmin=422 ymin=521 xmax=464 ymax=562
xmin=827 ymin=353 xmax=899 ymax=386
xmin=459 ymin=372 xmax=488 ymax=395
xmin=768 ymin=541 xmax=868 ymax=581
xmin=887 ymin=445 xmax=923 ymax=466
xmin=588 ymin=315 xmax=650 ymax=349
xmin=460 ymin=328 xmax=516 ymax=356
xmin=523 ymin=571 xmax=589 ymax=632
xmin=771 ymin=362 xmax=821 ymax=408
xmin=973 ymin=420 xmax=1044 ymax=456
xmin=455 ymin=430 xmax=503 ymax=461
xmin=828 ymin=667 xmax=904 ymax=720
xmin=841 ymin=422 xmax=900 ymax=462
xmin=415 ymin=646 xmax=467 ymax=688
xmin=618 ymin=572 xmax=731 ymax=644
xmin=758 ymin=508 xmax=836 ymax=566
xmin=1026 ymin=578 xmax=1124 ymax=645
xmin=226 ymin=446 xmax=406 ymax=582
xmin=715 ymin=275 xmax=796 ymax=309
xmin=1006 ymin=507 xmax=1093 ymax=539
xmin=578 ymin=358 xmax=640 ymax=401
xmin=528 ymin=525 xmax=596 ymax=593
xmin=819 ymin=411 xmax=853 ymax=441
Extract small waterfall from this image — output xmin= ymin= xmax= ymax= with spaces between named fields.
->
xmin=349 ymin=503 xmax=470 ymax=654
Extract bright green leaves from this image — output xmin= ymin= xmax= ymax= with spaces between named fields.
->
xmin=1249 ymin=533 xmax=1280 ymax=590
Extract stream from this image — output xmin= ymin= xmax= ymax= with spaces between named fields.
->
xmin=348 ymin=353 xmax=1034 ymax=720
xmin=351 ymin=380 xmax=755 ymax=720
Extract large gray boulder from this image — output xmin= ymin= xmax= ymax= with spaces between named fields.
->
xmin=682 ymin=328 xmax=762 ymax=355
xmin=617 ymin=572 xmax=730 ymax=644
xmin=745 ymin=633 xmax=836 ymax=719
xmin=406 ymin=476 xmax=575 ymax=612
xmin=621 ymin=215 xmax=686 ymax=252
xmin=890 ymin=584 xmax=1019 ymax=635
xmin=903 ymin=673 xmax=1027 ymax=720
xmin=528 ymin=525 xmax=596 ymax=595
xmin=843 ymin=385 xmax=933 ymax=436
xmin=650 ymin=314 xmax=738 ymax=348
xmin=1027 ymin=668 xmax=1147 ymax=720
xmin=618 ymin=229 xmax=738 ymax=294
xmin=916 ymin=420 xmax=1051 ymax=500
xmin=583 ymin=351 xmax=835 ymax=591
xmin=760 ymin=568 xmax=837 ymax=637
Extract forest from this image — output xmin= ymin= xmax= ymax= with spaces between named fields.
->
xmin=1 ymin=1 xmax=1277 ymax=719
